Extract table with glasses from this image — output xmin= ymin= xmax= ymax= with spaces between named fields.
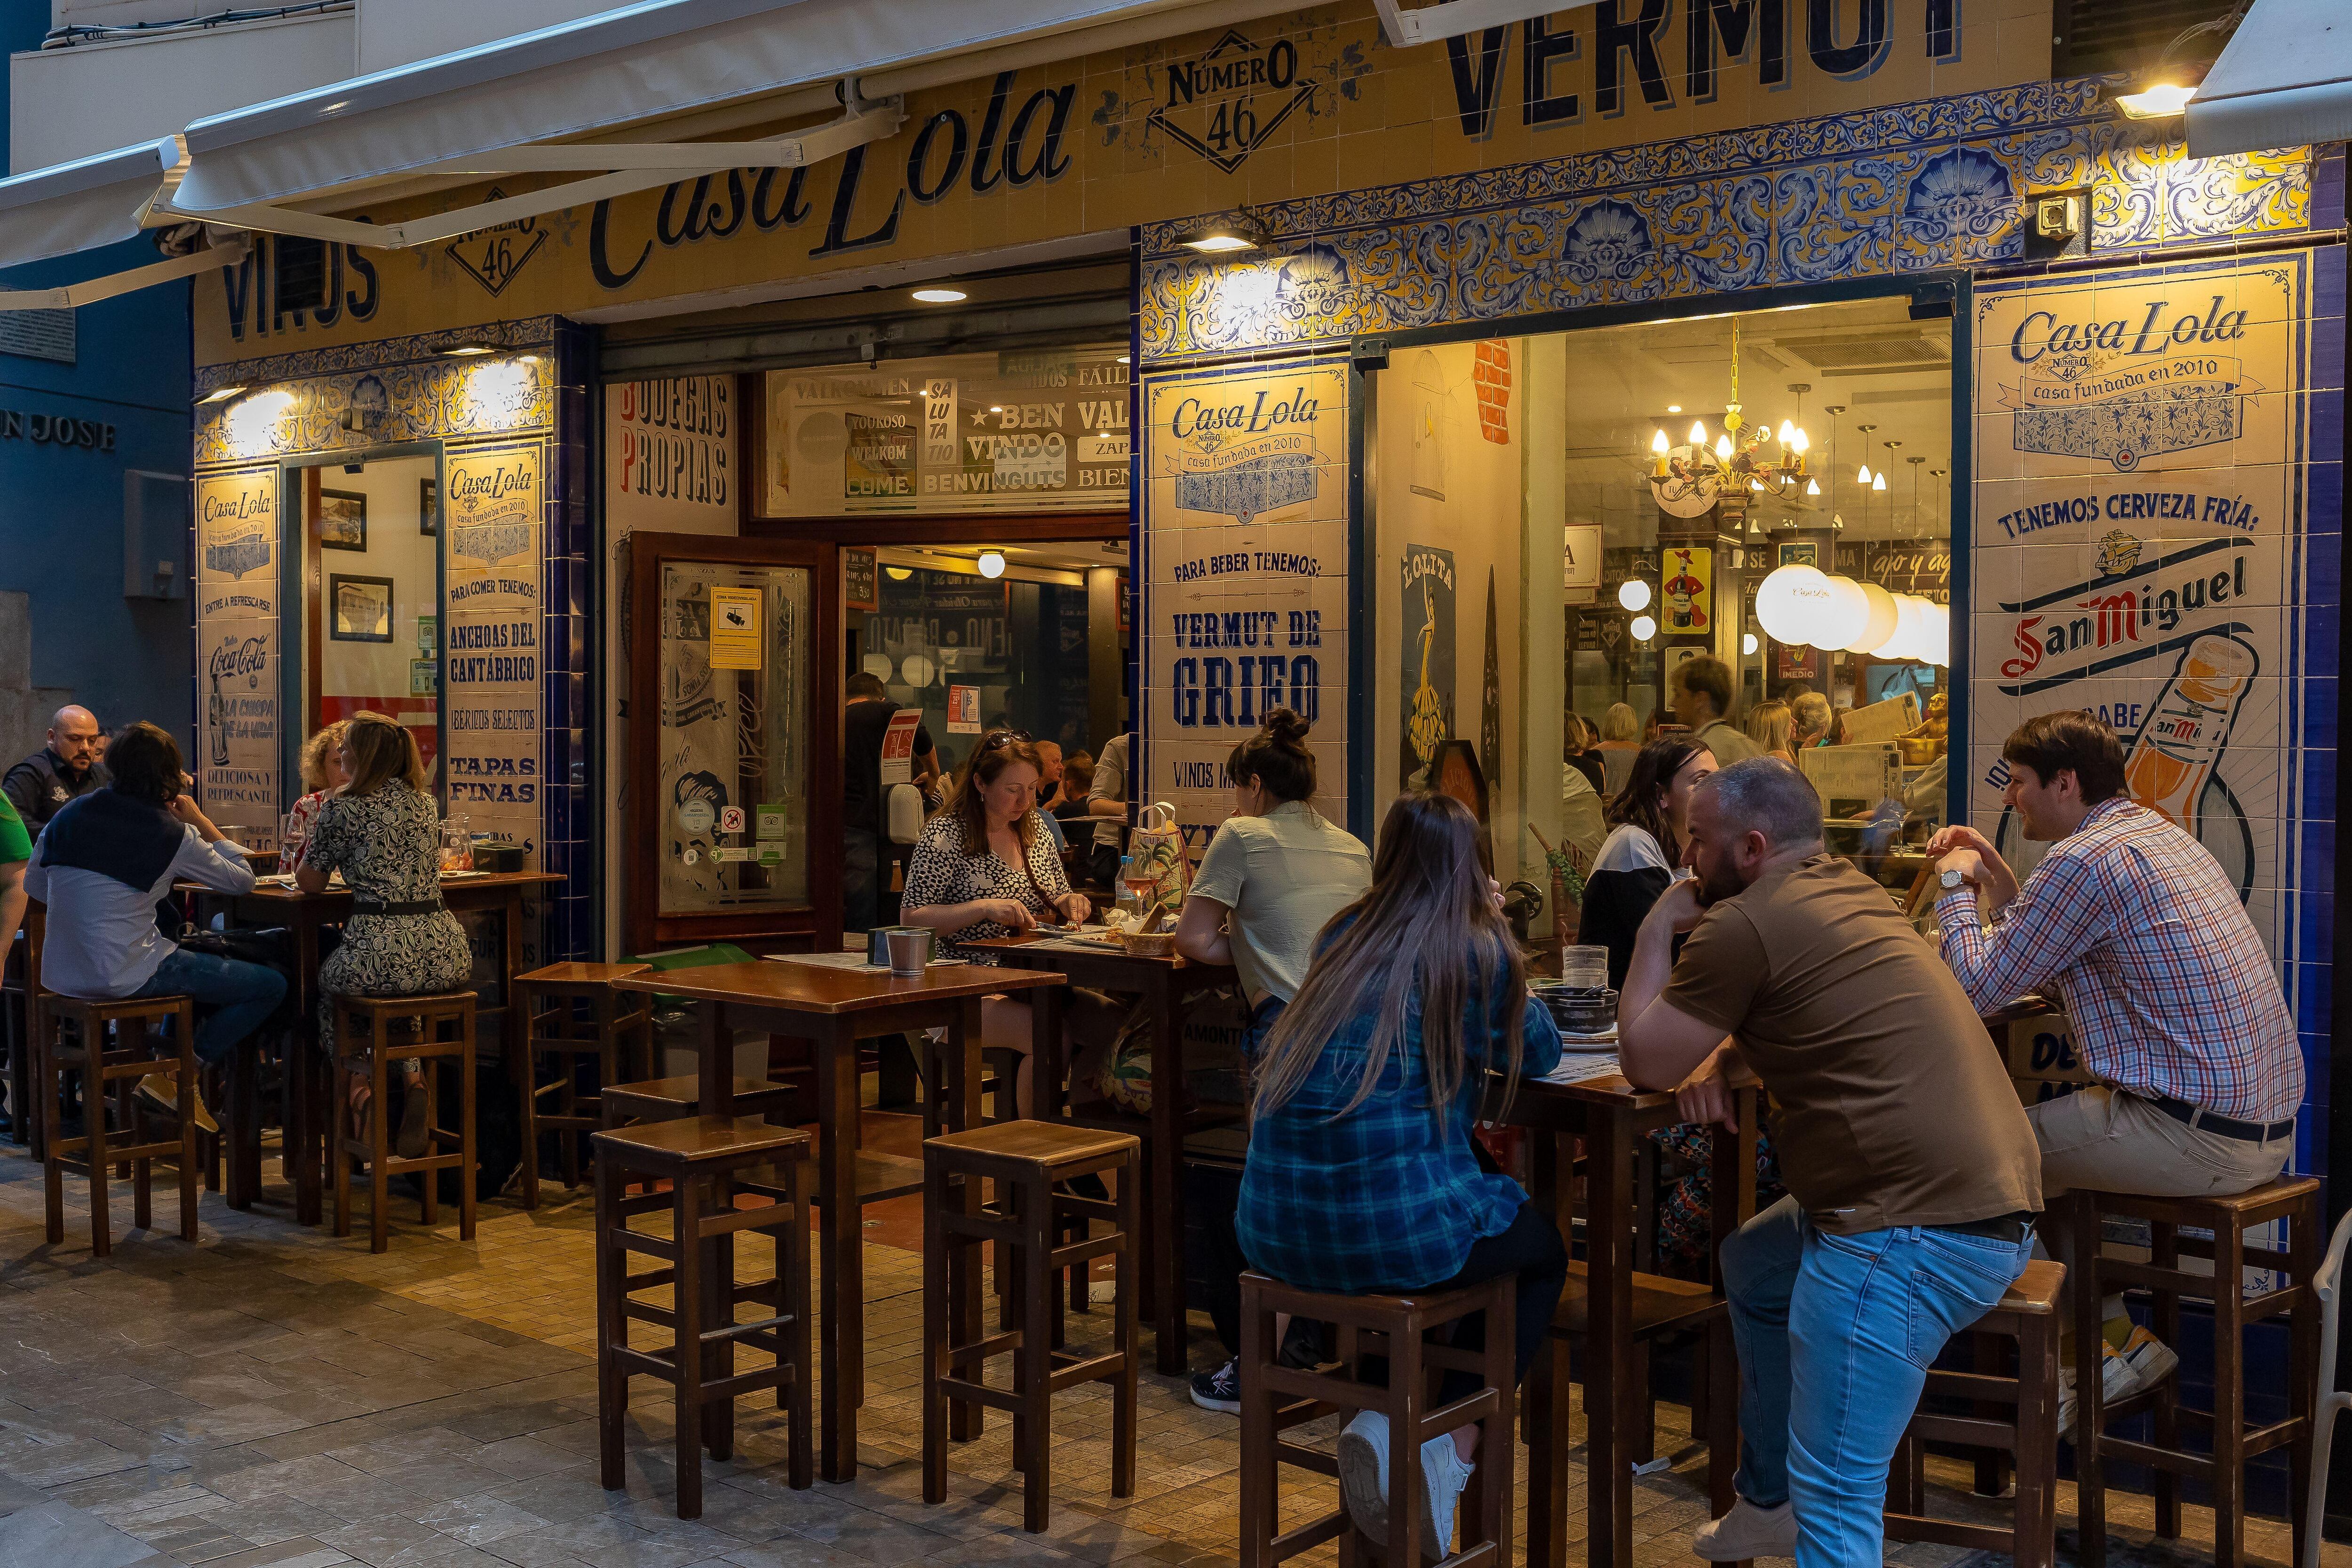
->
xmin=605 ymin=956 xmax=1064 ymax=1483
xmin=963 ymin=931 xmax=1243 ymax=1375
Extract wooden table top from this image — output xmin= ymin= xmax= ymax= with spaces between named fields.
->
xmin=963 ymin=932 xmax=1233 ymax=973
xmin=212 ymin=870 xmax=565 ymax=903
xmin=606 ymin=958 xmax=1061 ymax=1014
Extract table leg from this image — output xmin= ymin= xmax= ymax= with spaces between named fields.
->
xmin=947 ymin=997 xmax=983 ymax=1443
xmin=1033 ymin=974 xmax=1065 ymax=1121
xmin=1586 ymin=1108 xmax=1635 ymax=1568
xmin=291 ymin=919 xmax=322 ymax=1225
xmin=226 ymin=1040 xmax=259 ymax=1210
xmin=1525 ymin=1128 xmax=1573 ymax=1568
xmin=816 ymin=1019 xmax=861 ymax=1482
xmin=1146 ymin=968 xmax=1187 ymax=1376
xmin=500 ymin=888 xmax=526 ymax=1092
xmin=696 ymin=999 xmax=732 ymax=1118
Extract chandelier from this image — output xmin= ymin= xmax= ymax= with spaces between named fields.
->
xmin=1645 ymin=320 xmax=1813 ymax=518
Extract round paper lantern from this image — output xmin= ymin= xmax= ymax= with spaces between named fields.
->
xmin=1809 ymin=574 xmax=1869 ymax=652
xmin=1849 ymin=581 xmax=1899 ymax=653
xmin=1618 ymin=578 xmax=1653 ymax=612
xmin=1872 ymin=595 xmax=1925 ymax=662
xmin=1753 ymin=565 xmax=1827 ymax=645
xmin=1917 ymin=601 xmax=1951 ymax=666
xmin=1630 ymin=614 xmax=1658 ymax=642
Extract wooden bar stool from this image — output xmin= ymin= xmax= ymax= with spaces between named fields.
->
xmin=1237 ymin=1269 xmax=1514 ymax=1568
xmin=922 ymin=1120 xmax=1140 ymax=1532
xmin=329 ymin=990 xmax=478 ymax=1253
xmin=2070 ymin=1178 xmax=2322 ymax=1568
xmin=40 ymin=995 xmax=200 ymax=1256
xmin=1885 ymin=1258 xmax=2066 ymax=1567
xmin=515 ymin=962 xmax=652 ymax=1209
xmin=592 ymin=1115 xmax=813 ymax=1520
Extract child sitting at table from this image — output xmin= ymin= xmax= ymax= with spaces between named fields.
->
xmin=1232 ymin=791 xmax=1565 ymax=1556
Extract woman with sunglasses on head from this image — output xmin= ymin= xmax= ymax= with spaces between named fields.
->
xmin=903 ymin=729 xmax=1094 ymax=1115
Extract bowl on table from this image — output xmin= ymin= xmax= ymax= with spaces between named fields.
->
xmin=1530 ymin=981 xmax=1619 ymax=1042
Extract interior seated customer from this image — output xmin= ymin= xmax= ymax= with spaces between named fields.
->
xmin=901 ymin=730 xmax=1098 ymax=1116
xmin=283 ymin=720 xmax=350 ymax=869
xmin=23 ymin=721 xmax=282 ymax=1132
xmin=296 ymin=712 xmax=471 ymax=1159
xmin=1171 ymin=708 xmax=1373 ymax=1413
xmin=1224 ymin=792 xmax=1566 ymax=1557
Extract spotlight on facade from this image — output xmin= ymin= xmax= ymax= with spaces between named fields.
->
xmin=1176 ymin=213 xmax=1269 ymax=254
xmin=2116 ymin=80 xmax=2196 ymax=118
xmin=438 ymin=342 xmax=499 ymax=357
xmin=197 ymin=385 xmax=246 ymax=406
xmin=912 ymin=287 xmax=967 ymax=303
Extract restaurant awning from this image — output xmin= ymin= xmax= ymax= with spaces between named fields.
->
xmin=2185 ymin=0 xmax=2352 ymax=159
xmin=0 ymin=139 xmax=181 ymax=272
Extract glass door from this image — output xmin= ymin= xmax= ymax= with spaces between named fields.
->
xmin=626 ymin=533 xmax=838 ymax=954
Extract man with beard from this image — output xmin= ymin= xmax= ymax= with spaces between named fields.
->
xmin=1616 ymin=757 xmax=2042 ymax=1567
xmin=4 ymin=705 xmax=103 ymax=833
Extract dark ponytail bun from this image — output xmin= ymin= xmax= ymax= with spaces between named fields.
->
xmin=1225 ymin=708 xmax=1318 ymax=803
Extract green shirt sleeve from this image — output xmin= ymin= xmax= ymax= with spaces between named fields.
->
xmin=0 ymin=793 xmax=30 ymax=866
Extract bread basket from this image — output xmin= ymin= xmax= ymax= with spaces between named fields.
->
xmin=1120 ymin=930 xmax=1179 ymax=957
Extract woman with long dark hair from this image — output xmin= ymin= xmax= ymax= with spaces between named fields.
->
xmin=1581 ymin=735 xmax=1718 ymax=992
xmin=902 ymin=729 xmax=1092 ymax=1114
xmin=1237 ymin=793 xmax=1566 ymax=1557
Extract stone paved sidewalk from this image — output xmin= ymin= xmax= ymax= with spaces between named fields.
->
xmin=0 ymin=1114 xmax=2321 ymax=1568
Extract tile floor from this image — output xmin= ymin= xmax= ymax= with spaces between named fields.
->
xmin=0 ymin=1110 xmax=2327 ymax=1568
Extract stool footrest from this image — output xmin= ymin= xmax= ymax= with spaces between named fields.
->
xmin=1884 ymin=1512 xmax=2018 ymax=1554
xmin=1046 ymin=1234 xmax=1124 ymax=1270
xmin=1274 ymin=1438 xmax=1341 ymax=1478
xmin=694 ymin=1201 xmax=803 ymax=1242
xmin=937 ymin=1374 xmax=1025 ymax=1415
xmin=949 ymin=1330 xmax=1023 ymax=1369
xmin=1266 ymin=1508 xmax=1351 ymax=1564
xmin=2098 ymin=1434 xmax=2217 ymax=1477
xmin=1045 ymin=1352 xmax=1128 ymax=1393
xmin=1908 ymin=1411 xmax=2018 ymax=1449
xmin=612 ymin=1227 xmax=679 ymax=1262
xmin=1920 ymin=1368 xmax=2024 ymax=1405
xmin=697 ymin=1310 xmax=802 ymax=1346
xmin=51 ymin=1137 xmax=187 ymax=1164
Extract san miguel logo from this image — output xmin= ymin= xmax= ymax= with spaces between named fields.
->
xmin=2000 ymin=295 xmax=2260 ymax=472
xmin=445 ymin=191 xmax=548 ymax=297
xmin=1149 ymin=30 xmax=1313 ymax=172
xmin=1994 ymin=535 xmax=2254 ymax=693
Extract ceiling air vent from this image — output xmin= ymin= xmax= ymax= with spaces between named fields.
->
xmin=1775 ymin=332 xmax=1950 ymax=374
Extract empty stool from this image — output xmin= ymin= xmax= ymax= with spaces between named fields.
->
xmin=1885 ymin=1258 xmax=2066 ymax=1568
xmin=515 ymin=962 xmax=652 ymax=1208
xmin=2070 ymin=1179 xmax=2322 ymax=1568
xmin=1238 ymin=1269 xmax=1514 ymax=1568
xmin=40 ymin=995 xmax=200 ymax=1255
xmin=601 ymin=1075 xmax=800 ymax=1130
xmin=330 ymin=990 xmax=478 ymax=1253
xmin=923 ymin=1120 xmax=1139 ymax=1532
xmin=593 ymin=1115 xmax=813 ymax=1520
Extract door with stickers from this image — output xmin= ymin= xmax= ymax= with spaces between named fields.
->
xmin=625 ymin=532 xmax=838 ymax=954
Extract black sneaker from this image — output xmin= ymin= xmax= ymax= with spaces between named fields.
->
xmin=1190 ymin=1357 xmax=1241 ymax=1415
xmin=1279 ymin=1316 xmax=1335 ymax=1370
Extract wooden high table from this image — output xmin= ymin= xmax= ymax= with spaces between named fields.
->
xmin=964 ymin=932 xmax=1243 ymax=1376
xmin=1502 ymin=1065 xmax=1764 ymax=1568
xmin=605 ymin=957 xmax=1064 ymax=1483
xmin=197 ymin=871 xmax=563 ymax=1225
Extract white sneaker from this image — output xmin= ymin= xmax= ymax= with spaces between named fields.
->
xmin=2116 ymin=1325 xmax=2179 ymax=1396
xmin=1334 ymin=1410 xmax=1477 ymax=1560
xmin=1692 ymin=1496 xmax=1796 ymax=1561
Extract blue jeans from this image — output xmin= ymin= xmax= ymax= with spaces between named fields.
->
xmin=131 ymin=948 xmax=286 ymax=1068
xmin=1721 ymin=1194 xmax=2034 ymax=1568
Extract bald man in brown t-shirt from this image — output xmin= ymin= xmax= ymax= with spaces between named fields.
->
xmin=1617 ymin=758 xmax=2042 ymax=1568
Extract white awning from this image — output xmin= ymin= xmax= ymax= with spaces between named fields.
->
xmin=2185 ymin=0 xmax=2352 ymax=159
xmin=0 ymin=139 xmax=179 ymax=272
xmin=167 ymin=0 xmax=1214 ymax=216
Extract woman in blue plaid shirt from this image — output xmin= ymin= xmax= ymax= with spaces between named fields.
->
xmin=1238 ymin=791 xmax=1567 ymax=1557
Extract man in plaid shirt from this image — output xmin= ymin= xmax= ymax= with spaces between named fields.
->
xmin=1930 ymin=710 xmax=2301 ymax=1425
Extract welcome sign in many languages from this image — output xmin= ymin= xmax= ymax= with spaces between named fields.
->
xmin=1144 ymin=360 xmax=1350 ymax=841
xmin=194 ymin=470 xmax=282 ymax=835
xmin=1971 ymin=254 xmax=2304 ymax=955
xmin=442 ymin=442 xmax=544 ymax=860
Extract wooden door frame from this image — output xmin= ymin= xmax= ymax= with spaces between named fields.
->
xmin=626 ymin=531 xmax=841 ymax=957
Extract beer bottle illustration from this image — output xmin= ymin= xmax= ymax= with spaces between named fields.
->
xmin=207 ymin=659 xmax=230 ymax=768
xmin=2123 ymin=633 xmax=2258 ymax=833
xmin=1663 ymin=548 xmax=1708 ymax=632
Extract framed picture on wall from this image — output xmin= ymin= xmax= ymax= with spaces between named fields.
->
xmin=419 ymin=477 xmax=439 ymax=537
xmin=328 ymin=574 xmax=395 ymax=642
xmin=319 ymin=488 xmax=368 ymax=550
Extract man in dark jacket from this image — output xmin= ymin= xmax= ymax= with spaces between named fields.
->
xmin=3 ymin=705 xmax=103 ymax=833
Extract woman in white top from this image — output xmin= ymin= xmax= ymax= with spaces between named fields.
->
xmin=1172 ymin=709 xmax=1370 ymax=1035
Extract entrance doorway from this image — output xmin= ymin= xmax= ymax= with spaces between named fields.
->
xmin=294 ymin=450 xmax=443 ymax=783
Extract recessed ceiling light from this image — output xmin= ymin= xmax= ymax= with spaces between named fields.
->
xmin=989 ymin=405 xmax=1004 ymax=414
xmin=912 ymin=287 xmax=967 ymax=303
xmin=1116 ymin=354 xmax=1131 ymax=365
xmin=197 ymin=385 xmax=246 ymax=406
xmin=1666 ymin=405 xmax=1681 ymax=413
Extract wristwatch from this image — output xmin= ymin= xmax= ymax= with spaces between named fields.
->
xmin=1939 ymin=867 xmax=1968 ymax=891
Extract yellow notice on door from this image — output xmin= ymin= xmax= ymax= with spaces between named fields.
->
xmin=707 ymin=585 xmax=763 ymax=669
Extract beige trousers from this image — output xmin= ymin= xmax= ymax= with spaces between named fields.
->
xmin=2029 ymin=1085 xmax=2291 ymax=1328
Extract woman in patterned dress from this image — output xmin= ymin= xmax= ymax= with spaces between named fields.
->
xmin=295 ymin=712 xmax=471 ymax=1158
xmin=902 ymin=730 xmax=1092 ymax=1115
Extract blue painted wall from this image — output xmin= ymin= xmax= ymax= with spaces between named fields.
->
xmin=0 ymin=0 xmax=193 ymax=748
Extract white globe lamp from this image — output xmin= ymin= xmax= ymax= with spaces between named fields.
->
xmin=1618 ymin=578 xmax=1653 ymax=613
xmin=1753 ymin=565 xmax=1826 ymax=645
xmin=1809 ymin=574 xmax=1870 ymax=652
